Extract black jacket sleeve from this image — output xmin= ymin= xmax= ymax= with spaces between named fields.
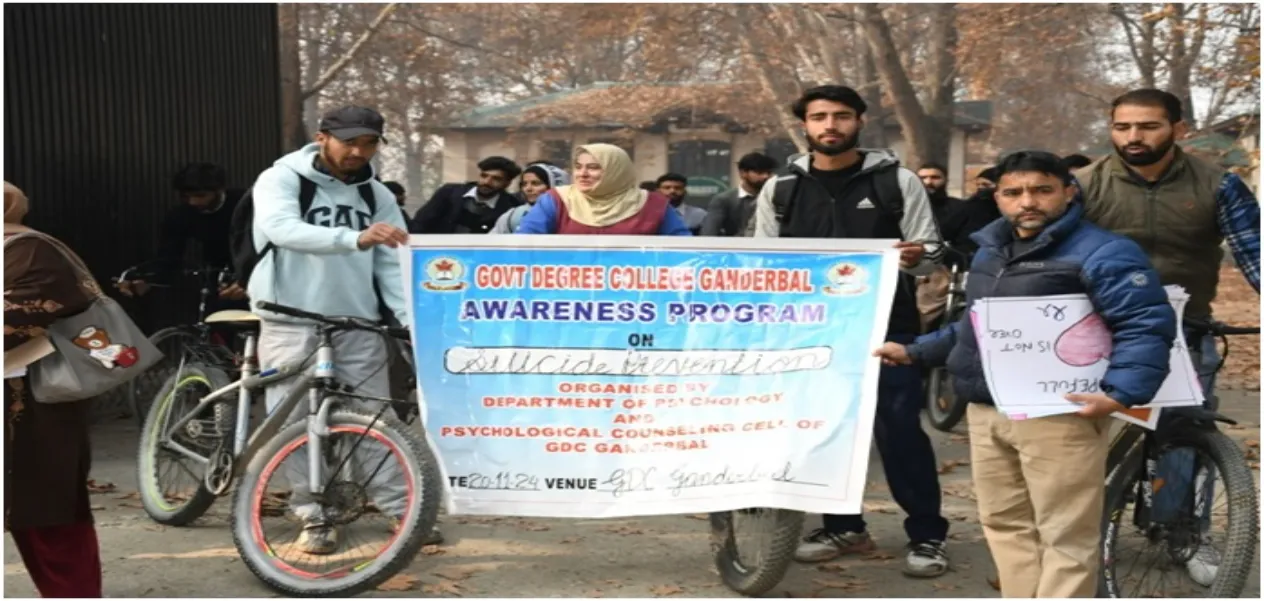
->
xmin=410 ymin=184 xmax=461 ymax=234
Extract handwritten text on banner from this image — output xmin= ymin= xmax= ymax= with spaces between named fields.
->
xmin=400 ymin=236 xmax=900 ymax=519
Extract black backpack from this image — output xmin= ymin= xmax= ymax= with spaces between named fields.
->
xmin=229 ymin=174 xmax=376 ymax=284
xmin=771 ymin=165 xmax=903 ymax=236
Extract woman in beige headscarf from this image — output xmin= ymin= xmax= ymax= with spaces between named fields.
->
xmin=4 ymin=182 xmax=104 ymax=597
xmin=515 ymin=144 xmax=692 ymax=235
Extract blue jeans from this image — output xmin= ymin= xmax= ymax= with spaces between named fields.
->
xmin=1150 ymin=333 xmax=1219 ymax=530
xmin=823 ymin=333 xmax=950 ymax=543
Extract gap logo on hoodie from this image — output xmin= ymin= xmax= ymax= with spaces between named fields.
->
xmin=306 ymin=204 xmax=373 ymax=231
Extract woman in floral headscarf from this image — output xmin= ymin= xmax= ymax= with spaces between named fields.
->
xmin=492 ymin=162 xmax=571 ymax=234
xmin=3 ymin=182 xmax=104 ymax=598
xmin=516 ymin=144 xmax=691 ymax=235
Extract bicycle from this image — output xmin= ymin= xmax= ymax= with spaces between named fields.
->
xmin=708 ymin=507 xmax=805 ymax=595
xmin=135 ymin=301 xmax=440 ymax=596
xmin=1099 ymin=318 xmax=1260 ymax=598
xmin=113 ymin=262 xmax=250 ymax=426
xmin=924 ymin=246 xmax=971 ymax=431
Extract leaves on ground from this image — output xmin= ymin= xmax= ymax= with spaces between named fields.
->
xmin=87 ymin=479 xmax=116 ymax=494
xmin=433 ymin=565 xmax=484 ymax=581
xmin=1245 ymin=439 xmax=1259 ymax=448
xmin=815 ymin=563 xmax=847 ymax=573
xmin=114 ymin=491 xmax=141 ymax=500
xmin=559 ymin=536 xmax=583 ymax=544
xmin=421 ymin=545 xmax=445 ymax=556
xmin=864 ymin=551 xmax=896 ymax=561
xmin=933 ymin=582 xmax=959 ymax=591
xmin=119 ymin=501 xmax=144 ymax=510
xmin=987 ymin=576 xmax=1002 ymax=591
xmin=376 ymin=574 xmax=420 ymax=592
xmin=949 ymin=434 xmax=970 ymax=444
xmin=812 ymin=576 xmax=868 ymax=591
xmin=649 ymin=584 xmax=684 ymax=597
xmin=600 ymin=524 xmax=645 ymax=536
xmin=422 ymin=579 xmax=465 ymax=596
xmin=938 ymin=459 xmax=970 ymax=474
xmin=684 ymin=513 xmax=709 ymax=520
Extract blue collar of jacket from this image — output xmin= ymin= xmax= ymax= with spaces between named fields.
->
xmin=970 ymin=200 xmax=1086 ymax=254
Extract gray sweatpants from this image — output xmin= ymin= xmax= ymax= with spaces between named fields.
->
xmin=258 ymin=320 xmax=408 ymax=522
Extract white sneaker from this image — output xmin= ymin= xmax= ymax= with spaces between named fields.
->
xmin=904 ymin=540 xmax=949 ymax=578
xmin=793 ymin=529 xmax=875 ymax=563
xmin=1185 ymin=542 xmax=1220 ymax=587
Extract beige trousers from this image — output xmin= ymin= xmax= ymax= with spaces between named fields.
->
xmin=916 ymin=266 xmax=952 ymax=332
xmin=967 ymin=403 xmax=1111 ymax=598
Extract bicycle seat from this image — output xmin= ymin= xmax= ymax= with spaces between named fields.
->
xmin=205 ymin=310 xmax=262 ymax=324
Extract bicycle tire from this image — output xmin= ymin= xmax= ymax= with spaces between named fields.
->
xmin=709 ymin=508 xmax=804 ymax=596
xmin=230 ymin=407 xmax=441 ymax=597
xmin=1100 ymin=429 xmax=1258 ymax=597
xmin=128 ymin=327 xmax=199 ymax=427
xmin=136 ymin=363 xmax=231 ymax=526
xmin=925 ymin=367 xmax=967 ymax=432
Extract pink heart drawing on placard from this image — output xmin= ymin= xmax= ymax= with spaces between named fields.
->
xmin=1055 ymin=313 xmax=1113 ymax=367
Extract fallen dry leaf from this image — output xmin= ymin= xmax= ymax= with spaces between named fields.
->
xmin=1246 ymin=448 xmax=1259 ymax=460
xmin=90 ymin=505 xmax=105 ymax=511
xmin=1246 ymin=440 xmax=1259 ymax=448
xmin=1249 ymin=461 xmax=1259 ymax=470
xmin=604 ymin=579 xmax=626 ymax=588
xmin=115 ymin=492 xmax=141 ymax=500
xmin=376 ymin=574 xmax=420 ymax=592
xmin=559 ymin=536 xmax=583 ymax=544
xmin=815 ymin=563 xmax=847 ymax=573
xmin=685 ymin=513 xmax=709 ymax=520
xmin=812 ymin=577 xmax=867 ymax=591
xmin=864 ymin=552 xmax=896 ymax=561
xmin=87 ymin=479 xmax=117 ymax=494
xmin=601 ymin=525 xmax=645 ymax=536
xmin=949 ymin=434 xmax=970 ymax=443
xmin=421 ymin=545 xmax=445 ymax=556
xmin=650 ymin=584 xmax=684 ymax=597
xmin=434 ymin=565 xmax=484 ymax=582
xmin=987 ymin=576 xmax=1002 ymax=591
xmin=938 ymin=459 xmax=969 ymax=474
xmin=422 ymin=579 xmax=464 ymax=596
xmin=933 ymin=582 xmax=959 ymax=591
xmin=119 ymin=502 xmax=144 ymax=510
xmin=587 ymin=590 xmax=605 ymax=598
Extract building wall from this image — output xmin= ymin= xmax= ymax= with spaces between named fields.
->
xmin=4 ymin=3 xmax=281 ymax=329
xmin=441 ymin=128 xmax=971 ymax=197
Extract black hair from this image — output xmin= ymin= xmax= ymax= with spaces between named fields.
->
xmin=656 ymin=173 xmax=688 ymax=187
xmin=918 ymin=163 xmax=949 ymax=176
xmin=1059 ymin=154 xmax=1093 ymax=170
xmin=639 ymin=181 xmax=658 ymax=191
xmin=993 ymin=150 xmax=1072 ymax=185
xmin=478 ymin=156 xmax=523 ymax=179
xmin=791 ymin=85 xmax=868 ymax=121
xmin=382 ymin=181 xmax=405 ymax=195
xmin=976 ymin=167 xmax=1000 ymax=183
xmin=1111 ymin=89 xmax=1183 ymax=124
xmin=737 ymin=152 xmax=778 ymax=172
xmin=172 ymin=162 xmax=227 ymax=193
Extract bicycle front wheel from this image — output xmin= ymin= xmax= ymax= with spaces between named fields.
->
xmin=128 ymin=327 xmax=200 ymax=427
xmin=230 ymin=407 xmax=441 ymax=597
xmin=1100 ymin=429 xmax=1258 ymax=597
xmin=710 ymin=508 xmax=804 ymax=596
xmin=925 ymin=367 xmax=967 ymax=432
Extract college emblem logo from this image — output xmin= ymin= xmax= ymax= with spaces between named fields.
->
xmin=823 ymin=262 xmax=868 ymax=296
xmin=422 ymin=256 xmax=468 ymax=291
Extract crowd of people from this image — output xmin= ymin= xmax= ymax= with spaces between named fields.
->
xmin=4 ymin=83 xmax=1259 ymax=598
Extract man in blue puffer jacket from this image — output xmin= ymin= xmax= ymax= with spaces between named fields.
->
xmin=873 ymin=150 xmax=1176 ymax=598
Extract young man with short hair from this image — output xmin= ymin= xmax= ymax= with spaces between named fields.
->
xmin=702 ymin=152 xmax=777 ymax=237
xmin=247 ymin=105 xmax=441 ymax=553
xmin=753 ymin=85 xmax=950 ymax=578
xmin=878 ymin=150 xmax=1176 ymax=597
xmin=410 ymin=156 xmax=522 ymax=234
xmin=1076 ymin=88 xmax=1260 ymax=585
xmin=656 ymin=172 xmax=707 ymax=235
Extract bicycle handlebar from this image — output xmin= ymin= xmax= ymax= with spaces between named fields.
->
xmin=255 ymin=301 xmax=410 ymax=341
xmin=113 ymin=263 xmax=232 ymax=285
xmin=1184 ymin=318 xmax=1259 ymax=337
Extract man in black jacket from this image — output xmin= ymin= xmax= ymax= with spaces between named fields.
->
xmin=753 ymin=85 xmax=950 ymax=578
xmin=410 ymin=156 xmax=522 ymax=234
xmin=701 ymin=152 xmax=777 ymax=236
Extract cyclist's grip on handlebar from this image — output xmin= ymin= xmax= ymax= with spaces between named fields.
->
xmin=254 ymin=301 xmax=326 ymax=321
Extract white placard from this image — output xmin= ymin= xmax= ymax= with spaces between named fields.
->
xmin=975 ymin=286 xmax=1202 ymax=421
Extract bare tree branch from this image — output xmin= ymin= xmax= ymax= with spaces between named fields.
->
xmin=301 ymin=3 xmax=400 ymax=100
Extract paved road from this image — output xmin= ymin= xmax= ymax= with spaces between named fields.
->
xmin=6 ymin=391 xmax=1260 ymax=598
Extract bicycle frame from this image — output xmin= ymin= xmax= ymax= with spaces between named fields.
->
xmin=157 ymin=326 xmax=402 ymax=498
